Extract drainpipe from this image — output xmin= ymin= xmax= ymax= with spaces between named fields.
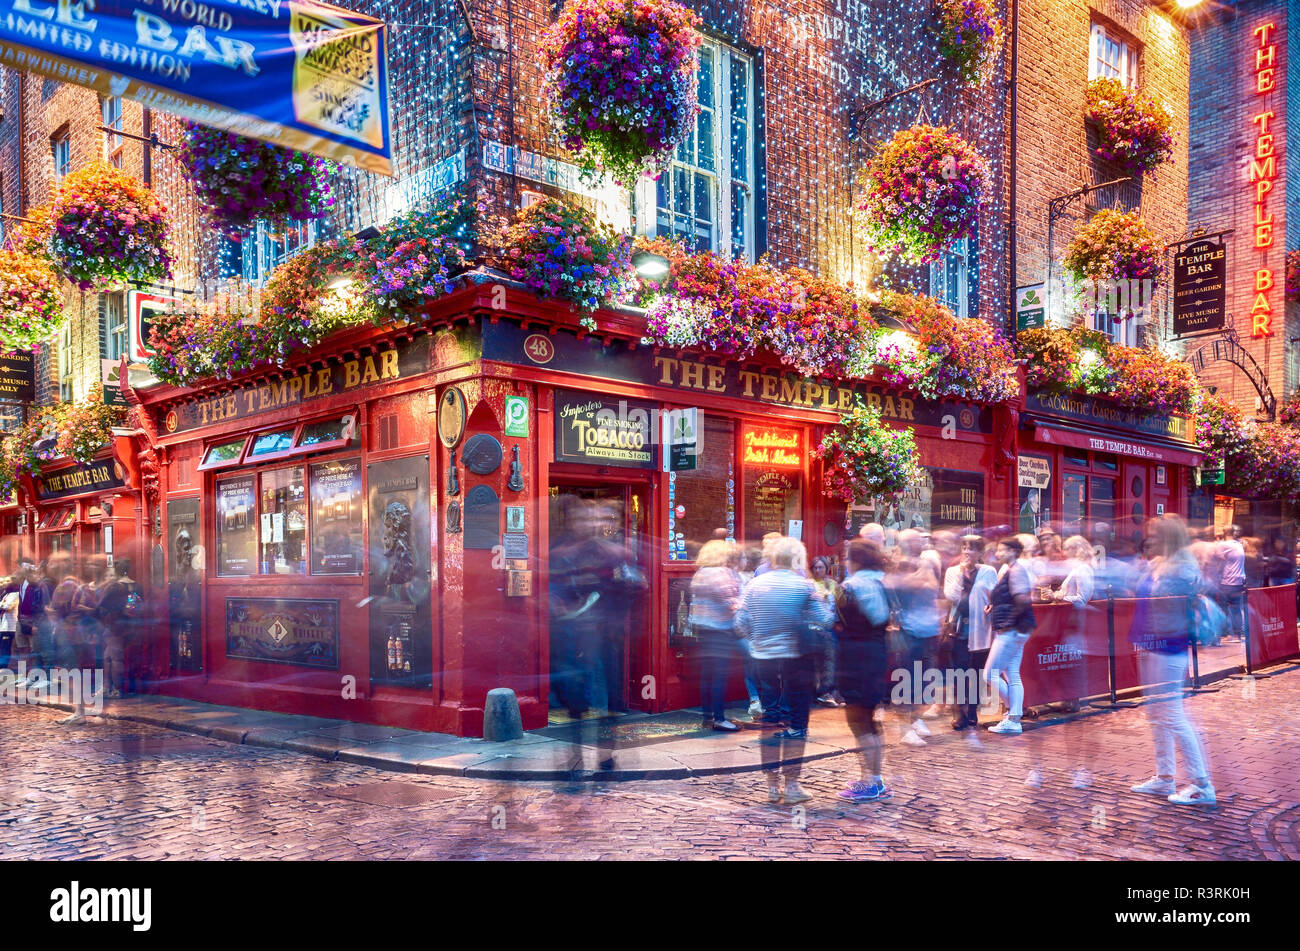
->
xmin=1008 ymin=0 xmax=1019 ymax=336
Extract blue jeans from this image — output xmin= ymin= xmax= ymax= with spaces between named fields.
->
xmin=697 ymin=631 xmax=733 ymax=721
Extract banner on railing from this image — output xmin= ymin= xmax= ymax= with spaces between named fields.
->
xmin=1248 ymin=583 xmax=1298 ymax=669
xmin=1019 ymin=601 xmax=1111 ymax=707
xmin=0 ymin=0 xmax=392 ymax=174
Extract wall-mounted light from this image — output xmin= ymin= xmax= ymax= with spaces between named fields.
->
xmin=631 ymin=250 xmax=670 ymax=278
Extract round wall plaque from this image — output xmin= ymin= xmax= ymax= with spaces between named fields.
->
xmin=438 ymin=387 xmax=467 ymax=448
xmin=462 ymin=433 xmax=504 ymax=475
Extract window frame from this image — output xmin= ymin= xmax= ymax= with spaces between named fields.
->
xmin=101 ymin=96 xmax=124 ymax=168
xmin=929 ymin=236 xmax=972 ymax=318
xmin=51 ymin=129 xmax=71 ymax=180
xmin=58 ymin=320 xmax=73 ymax=401
xmin=1089 ymin=22 xmax=1139 ymax=88
xmin=210 ymin=447 xmax=363 ymax=579
xmin=198 ymin=413 xmax=356 ymax=472
xmin=635 ymin=36 xmax=758 ymax=262
xmin=105 ymin=292 xmax=128 ymax=362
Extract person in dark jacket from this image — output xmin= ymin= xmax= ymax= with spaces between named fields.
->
xmin=834 ymin=542 xmax=893 ymax=802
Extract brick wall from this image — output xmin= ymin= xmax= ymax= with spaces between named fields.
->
xmin=1015 ymin=0 xmax=1191 ymax=342
xmin=1188 ymin=0 xmax=1298 ymax=415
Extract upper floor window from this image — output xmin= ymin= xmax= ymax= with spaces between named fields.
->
xmin=245 ymin=220 xmax=318 ymax=285
xmin=929 ymin=232 xmax=978 ymax=319
xmin=104 ymin=292 xmax=127 ymax=361
xmin=636 ymin=38 xmax=758 ymax=261
xmin=102 ymin=97 xmax=124 ymax=169
xmin=58 ymin=321 xmax=73 ymax=401
xmin=1090 ymin=22 xmax=1138 ymax=87
xmin=1091 ymin=307 xmax=1138 ymax=347
xmin=52 ymin=130 xmax=71 ymax=180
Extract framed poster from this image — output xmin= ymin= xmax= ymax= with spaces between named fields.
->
xmin=310 ymin=458 xmax=364 ymax=574
xmin=215 ymin=475 xmax=257 ymax=577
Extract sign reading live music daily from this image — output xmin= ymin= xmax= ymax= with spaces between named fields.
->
xmin=1172 ymin=238 xmax=1227 ymax=336
xmin=0 ymin=0 xmax=393 ymax=174
xmin=34 ymin=458 xmax=127 ymax=501
xmin=163 ymin=336 xmax=428 ymax=434
xmin=482 ymin=319 xmax=992 ymax=434
xmin=0 ymin=349 xmax=35 ymax=402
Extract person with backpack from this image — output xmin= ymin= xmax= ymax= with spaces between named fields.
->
xmin=735 ymin=536 xmax=834 ymax=804
xmin=984 ymin=536 xmax=1036 ymax=735
xmin=834 ymin=542 xmax=893 ymax=802
xmin=1128 ymin=514 xmax=1217 ymax=807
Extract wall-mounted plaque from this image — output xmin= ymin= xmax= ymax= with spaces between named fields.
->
xmin=438 ymin=386 xmax=467 ymax=448
xmin=464 ymin=484 xmax=500 ymax=550
xmin=462 ymin=433 xmax=503 ymax=475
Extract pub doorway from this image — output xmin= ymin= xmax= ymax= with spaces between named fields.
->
xmin=547 ymin=481 xmax=652 ymax=723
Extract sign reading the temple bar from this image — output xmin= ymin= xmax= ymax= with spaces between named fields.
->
xmin=164 ymin=337 xmax=429 ymax=434
xmin=0 ymin=350 xmax=35 ymax=402
xmin=0 ymin=0 xmax=393 ymax=175
xmin=34 ymin=459 xmax=127 ymax=501
xmin=554 ymin=390 xmax=657 ymax=469
xmin=1172 ymin=239 xmax=1227 ymax=336
xmin=226 ymin=597 xmax=339 ymax=669
xmin=483 ymin=320 xmax=992 ymax=434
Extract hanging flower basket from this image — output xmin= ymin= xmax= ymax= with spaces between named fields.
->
xmin=6 ymin=204 xmax=53 ymax=258
xmin=935 ymin=0 xmax=1004 ymax=84
xmin=767 ymin=269 xmax=872 ymax=378
xmin=1107 ymin=344 xmax=1199 ymax=416
xmin=854 ymin=125 xmax=989 ymax=265
xmin=869 ymin=291 xmax=1017 ymax=402
xmin=1197 ymin=392 xmax=1252 ymax=471
xmin=1224 ymin=422 xmax=1300 ymax=501
xmin=642 ymin=245 xmax=751 ymax=353
xmin=361 ymin=200 xmax=476 ymax=318
xmin=1285 ymin=249 xmax=1300 ymax=303
xmin=541 ymin=0 xmax=702 ymax=187
xmin=49 ymin=161 xmax=173 ymax=290
xmin=1016 ymin=325 xmax=1116 ymax=393
xmin=499 ymin=197 xmax=632 ymax=327
xmin=1063 ymin=209 xmax=1163 ymax=285
xmin=178 ymin=123 xmax=337 ymax=232
xmin=0 ymin=249 xmax=64 ymax=351
xmin=0 ymin=387 xmax=118 ymax=497
xmin=261 ymin=239 xmax=373 ymax=337
xmin=1084 ymin=77 xmax=1175 ymax=176
xmin=55 ymin=383 xmax=115 ymax=464
xmin=813 ymin=401 xmax=924 ymax=503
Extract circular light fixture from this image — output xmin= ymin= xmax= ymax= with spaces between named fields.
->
xmin=631 ymin=250 xmax=670 ymax=278
xmin=326 ymin=276 xmax=355 ymax=293
xmin=1080 ymin=348 xmax=1100 ymax=367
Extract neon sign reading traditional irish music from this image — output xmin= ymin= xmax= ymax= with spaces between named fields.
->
xmin=1250 ymin=21 xmax=1278 ymax=337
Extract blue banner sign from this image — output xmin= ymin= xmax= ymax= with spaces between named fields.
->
xmin=0 ymin=0 xmax=392 ymax=174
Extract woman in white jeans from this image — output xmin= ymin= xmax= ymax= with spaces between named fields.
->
xmin=1129 ymin=515 xmax=1215 ymax=806
xmin=984 ymin=537 xmax=1035 ymax=734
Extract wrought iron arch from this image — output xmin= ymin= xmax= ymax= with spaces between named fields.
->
xmin=1185 ymin=326 xmax=1277 ymax=420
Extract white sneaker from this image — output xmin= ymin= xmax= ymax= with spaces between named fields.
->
xmin=1168 ymin=783 xmax=1217 ymax=806
xmin=987 ymin=717 xmax=1022 ymax=734
xmin=911 ymin=718 xmax=932 ymax=737
xmin=1025 ymin=769 xmax=1043 ymax=789
xmin=900 ymin=729 xmax=927 ymax=747
xmin=783 ymin=781 xmax=813 ymax=804
xmin=1072 ymin=768 xmax=1093 ymax=790
xmin=1130 ymin=776 xmax=1176 ymax=796
xmin=964 ymin=731 xmax=984 ymax=751
xmin=767 ymin=782 xmax=783 ymax=803
xmin=873 ymin=708 xmax=887 ymax=723
xmin=922 ymin=704 xmax=943 ymax=720
xmin=748 ymin=700 xmax=764 ymax=719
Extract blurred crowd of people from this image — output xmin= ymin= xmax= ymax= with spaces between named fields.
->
xmin=683 ymin=514 xmax=1253 ymax=808
xmin=0 ymin=553 xmax=141 ymax=723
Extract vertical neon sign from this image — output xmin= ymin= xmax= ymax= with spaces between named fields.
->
xmin=1250 ymin=21 xmax=1278 ymax=337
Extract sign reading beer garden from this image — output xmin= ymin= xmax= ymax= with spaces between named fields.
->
xmin=0 ymin=0 xmax=393 ymax=174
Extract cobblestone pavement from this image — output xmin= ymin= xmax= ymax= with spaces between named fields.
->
xmin=1 ymin=667 xmax=1298 ymax=860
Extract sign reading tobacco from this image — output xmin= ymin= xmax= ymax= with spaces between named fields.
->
xmin=164 ymin=337 xmax=427 ymax=434
xmin=0 ymin=0 xmax=393 ymax=174
xmin=554 ymin=390 xmax=657 ymax=469
xmin=1172 ymin=238 xmax=1227 ymax=336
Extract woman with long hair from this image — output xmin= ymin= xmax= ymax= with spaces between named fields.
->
xmin=984 ymin=536 xmax=1036 ymax=735
xmin=690 ymin=540 xmax=742 ymax=732
xmin=1129 ymin=514 xmax=1217 ymax=806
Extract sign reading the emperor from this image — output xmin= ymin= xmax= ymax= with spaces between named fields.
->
xmin=0 ymin=0 xmax=392 ymax=174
